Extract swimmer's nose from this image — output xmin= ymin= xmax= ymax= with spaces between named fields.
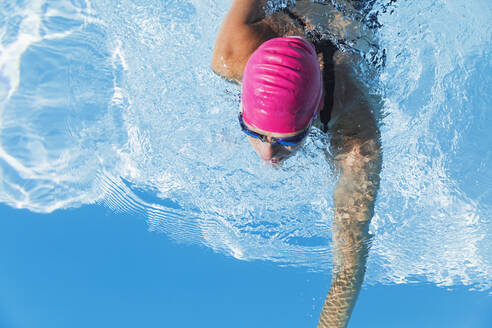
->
xmin=256 ymin=142 xmax=280 ymax=161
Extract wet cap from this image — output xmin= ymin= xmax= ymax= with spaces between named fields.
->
xmin=241 ymin=37 xmax=323 ymax=133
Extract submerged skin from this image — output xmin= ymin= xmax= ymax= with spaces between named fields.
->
xmin=212 ymin=1 xmax=381 ymax=327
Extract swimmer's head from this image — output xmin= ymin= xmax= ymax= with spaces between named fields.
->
xmin=240 ymin=37 xmax=323 ymax=162
xmin=241 ymin=37 xmax=323 ymax=133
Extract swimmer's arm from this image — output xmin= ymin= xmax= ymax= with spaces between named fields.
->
xmin=318 ymin=125 xmax=381 ymax=328
xmin=211 ymin=0 xmax=277 ymax=81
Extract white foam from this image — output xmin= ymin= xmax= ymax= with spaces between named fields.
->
xmin=0 ymin=3 xmax=42 ymax=101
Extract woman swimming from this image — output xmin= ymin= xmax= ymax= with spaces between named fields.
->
xmin=211 ymin=1 xmax=382 ymax=327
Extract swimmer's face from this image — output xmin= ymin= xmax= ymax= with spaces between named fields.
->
xmin=243 ymin=121 xmax=310 ymax=163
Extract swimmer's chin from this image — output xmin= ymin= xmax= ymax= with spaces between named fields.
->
xmin=258 ymin=152 xmax=296 ymax=166
xmin=262 ymin=157 xmax=285 ymax=167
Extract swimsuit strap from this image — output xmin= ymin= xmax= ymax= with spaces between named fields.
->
xmin=283 ymin=8 xmax=336 ymax=132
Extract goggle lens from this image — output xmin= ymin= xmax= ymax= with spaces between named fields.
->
xmin=238 ymin=113 xmax=308 ymax=146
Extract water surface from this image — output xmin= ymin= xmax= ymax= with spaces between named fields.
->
xmin=1 ymin=0 xmax=491 ymax=292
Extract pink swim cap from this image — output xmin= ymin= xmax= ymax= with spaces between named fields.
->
xmin=241 ymin=37 xmax=323 ymax=133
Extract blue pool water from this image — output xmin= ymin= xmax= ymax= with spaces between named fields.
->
xmin=0 ymin=0 xmax=491 ymax=325
xmin=1 ymin=203 xmax=491 ymax=327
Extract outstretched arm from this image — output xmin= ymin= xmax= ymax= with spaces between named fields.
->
xmin=318 ymin=135 xmax=381 ymax=328
xmin=318 ymin=68 xmax=382 ymax=328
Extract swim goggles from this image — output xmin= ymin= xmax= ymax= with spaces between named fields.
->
xmin=238 ymin=112 xmax=310 ymax=147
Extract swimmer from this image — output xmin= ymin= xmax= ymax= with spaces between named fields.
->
xmin=211 ymin=1 xmax=382 ymax=327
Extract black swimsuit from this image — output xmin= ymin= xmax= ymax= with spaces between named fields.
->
xmin=283 ymin=8 xmax=337 ymax=132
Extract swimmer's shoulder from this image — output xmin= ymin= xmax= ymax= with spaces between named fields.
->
xmin=211 ymin=1 xmax=306 ymax=82
xmin=211 ymin=1 xmax=276 ymax=82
